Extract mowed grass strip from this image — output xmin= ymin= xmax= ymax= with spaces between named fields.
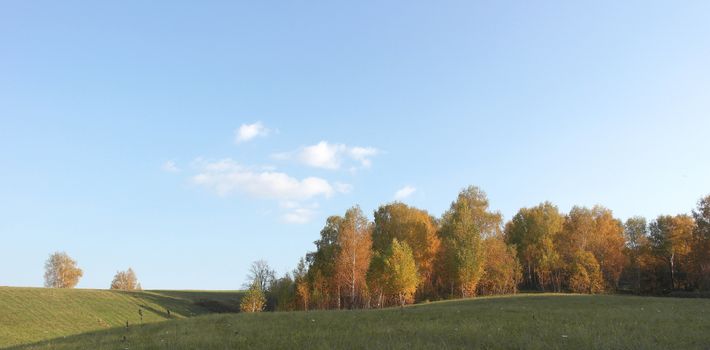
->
xmin=0 ymin=287 xmax=243 ymax=348
xmin=11 ymin=294 xmax=710 ymax=350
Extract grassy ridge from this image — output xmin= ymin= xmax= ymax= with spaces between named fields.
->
xmin=10 ymin=294 xmax=710 ymax=350
xmin=0 ymin=287 xmax=243 ymax=348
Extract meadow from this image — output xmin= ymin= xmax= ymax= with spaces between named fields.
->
xmin=5 ymin=293 xmax=710 ymax=349
xmin=0 ymin=287 xmax=243 ymax=348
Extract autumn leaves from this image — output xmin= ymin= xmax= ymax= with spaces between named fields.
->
xmin=302 ymin=186 xmax=521 ymax=309
xmin=291 ymin=187 xmax=710 ymax=311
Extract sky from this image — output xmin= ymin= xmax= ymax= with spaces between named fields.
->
xmin=1 ymin=1 xmax=709 ymax=290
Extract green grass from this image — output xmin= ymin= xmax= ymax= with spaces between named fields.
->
xmin=7 ymin=294 xmax=710 ymax=349
xmin=0 ymin=287 xmax=243 ymax=348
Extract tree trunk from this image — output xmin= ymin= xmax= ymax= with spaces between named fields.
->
xmin=528 ymin=263 xmax=533 ymax=289
xmin=350 ymin=246 xmax=357 ymax=309
xmin=669 ymin=253 xmax=676 ymax=290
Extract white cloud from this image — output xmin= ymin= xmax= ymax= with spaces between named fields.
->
xmin=300 ymin=141 xmax=343 ymax=169
xmin=192 ymin=158 xmax=334 ymax=200
xmin=334 ymin=182 xmax=353 ymax=194
xmin=279 ymin=202 xmax=320 ymax=224
xmin=274 ymin=141 xmax=380 ymax=170
xmin=235 ymin=122 xmax=269 ymax=143
xmin=282 ymin=208 xmax=315 ymax=224
xmin=348 ymin=146 xmax=379 ymax=168
xmin=394 ymin=186 xmax=417 ymax=200
xmin=162 ymin=160 xmax=180 ymax=172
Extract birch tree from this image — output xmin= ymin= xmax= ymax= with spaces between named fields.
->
xmin=335 ymin=206 xmax=372 ymax=308
xmin=110 ymin=268 xmax=140 ymax=290
xmin=44 ymin=252 xmax=83 ymax=288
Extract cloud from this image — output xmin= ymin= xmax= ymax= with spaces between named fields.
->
xmin=235 ymin=122 xmax=269 ymax=143
xmin=299 ymin=141 xmax=342 ymax=169
xmin=273 ymin=141 xmax=380 ymax=170
xmin=277 ymin=202 xmax=320 ymax=224
xmin=192 ymin=159 xmax=334 ymax=200
xmin=348 ymin=146 xmax=379 ymax=168
xmin=282 ymin=208 xmax=315 ymax=224
xmin=162 ymin=160 xmax=180 ymax=172
xmin=394 ymin=186 xmax=416 ymax=200
xmin=334 ymin=182 xmax=353 ymax=194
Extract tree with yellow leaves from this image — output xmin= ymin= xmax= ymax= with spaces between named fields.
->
xmin=568 ymin=250 xmax=604 ymax=294
xmin=478 ymin=236 xmax=522 ymax=295
xmin=372 ymin=203 xmax=439 ymax=298
xmin=438 ymin=186 xmax=502 ymax=298
xmin=294 ymin=257 xmax=310 ymax=311
xmin=110 ymin=268 xmax=140 ymax=290
xmin=334 ymin=206 xmax=372 ymax=309
xmin=649 ymin=214 xmax=695 ymax=290
xmin=559 ymin=206 xmax=626 ymax=292
xmin=44 ymin=252 xmax=83 ymax=288
xmin=240 ymin=282 xmax=266 ymax=313
xmin=504 ymin=202 xmax=564 ymax=291
xmin=384 ymin=239 xmax=420 ymax=306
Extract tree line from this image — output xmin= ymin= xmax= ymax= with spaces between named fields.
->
xmin=39 ymin=185 xmax=710 ymax=313
xmin=243 ymin=186 xmax=710 ymax=312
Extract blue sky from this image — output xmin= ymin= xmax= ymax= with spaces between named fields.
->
xmin=1 ymin=1 xmax=709 ymax=289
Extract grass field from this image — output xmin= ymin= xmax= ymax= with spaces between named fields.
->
xmin=6 ymin=293 xmax=710 ymax=350
xmin=0 ymin=287 xmax=243 ymax=349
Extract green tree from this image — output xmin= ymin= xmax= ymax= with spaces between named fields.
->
xmin=649 ymin=214 xmax=695 ymax=290
xmin=366 ymin=252 xmax=388 ymax=308
xmin=691 ymin=195 xmax=710 ymax=290
xmin=623 ymin=216 xmax=648 ymax=293
xmin=383 ymin=239 xmax=420 ymax=306
xmin=306 ymin=215 xmax=343 ymax=309
xmin=504 ymin=202 xmax=564 ymax=291
xmin=268 ymin=274 xmax=296 ymax=311
xmin=438 ymin=186 xmax=502 ymax=298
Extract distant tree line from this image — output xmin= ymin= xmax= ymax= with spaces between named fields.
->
xmin=41 ymin=186 xmax=710 ymax=313
xmin=247 ymin=186 xmax=710 ymax=312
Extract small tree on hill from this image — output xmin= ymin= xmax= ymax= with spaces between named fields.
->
xmin=240 ymin=283 xmax=266 ymax=313
xmin=44 ymin=252 xmax=83 ymax=288
xmin=110 ymin=268 xmax=140 ymax=290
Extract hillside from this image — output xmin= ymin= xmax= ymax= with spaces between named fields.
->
xmin=9 ymin=294 xmax=710 ymax=350
xmin=0 ymin=287 xmax=243 ymax=348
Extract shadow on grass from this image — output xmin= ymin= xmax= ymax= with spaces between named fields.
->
xmin=117 ymin=290 xmax=245 ymax=319
xmin=5 ymin=291 xmax=245 ymax=349
xmin=4 ymin=320 xmax=169 ymax=350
